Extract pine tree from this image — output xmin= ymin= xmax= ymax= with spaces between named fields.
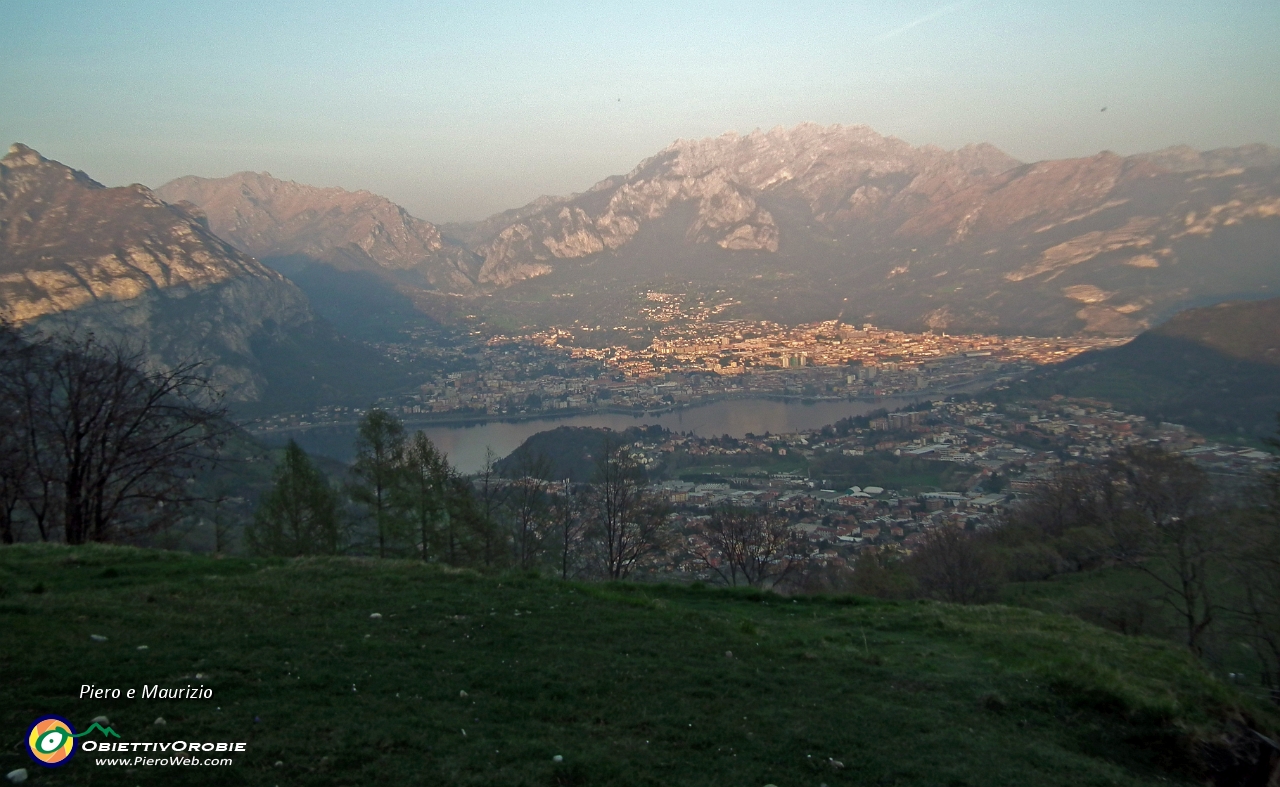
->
xmin=395 ymin=431 xmax=450 ymax=562
xmin=247 ymin=441 xmax=344 ymax=556
xmin=351 ymin=409 xmax=406 ymax=558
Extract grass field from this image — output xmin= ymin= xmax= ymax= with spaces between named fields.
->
xmin=2 ymin=544 xmax=1273 ymax=786
xmin=1002 ymin=566 xmax=1276 ymax=706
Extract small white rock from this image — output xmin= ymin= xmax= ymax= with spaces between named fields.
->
xmin=90 ymin=715 xmax=110 ymax=725
xmin=369 ymin=613 xmax=382 ymax=619
xmin=552 ymin=755 xmax=563 ymax=763
xmin=725 ymin=650 xmax=733 ymax=659
xmin=195 ymin=673 xmax=206 ymax=679
xmin=153 ymin=717 xmax=166 ymax=726
xmin=6 ymin=769 xmax=28 ymax=784
xmin=90 ymin=634 xmax=108 ymax=642
xmin=459 ymin=690 xmax=468 ymax=698
xmin=274 ymin=761 xmax=283 ymax=767
xmin=137 ymin=645 xmax=148 ymax=651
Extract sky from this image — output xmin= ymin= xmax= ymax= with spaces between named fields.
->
xmin=3 ymin=1 xmax=1278 ymax=223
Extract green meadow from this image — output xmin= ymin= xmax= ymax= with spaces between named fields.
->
xmin=2 ymin=544 xmax=1273 ymax=786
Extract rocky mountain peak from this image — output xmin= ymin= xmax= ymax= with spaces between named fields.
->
xmin=1 ymin=145 xmax=292 ymax=323
xmin=2 ymin=143 xmax=102 ymax=202
xmin=6 ymin=143 xmax=48 ymax=167
xmin=157 ymin=171 xmax=481 ymax=293
xmin=0 ymin=145 xmax=317 ymax=401
xmin=450 ymin=124 xmax=1280 ymax=338
xmin=465 ymin=123 xmax=1027 ymax=286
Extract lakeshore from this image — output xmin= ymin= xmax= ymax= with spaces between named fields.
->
xmin=251 ymin=386 xmax=983 ymax=473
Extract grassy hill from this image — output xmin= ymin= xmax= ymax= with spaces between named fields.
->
xmin=2 ymin=545 xmax=1275 ymax=786
xmin=496 ymin=425 xmax=670 ymax=483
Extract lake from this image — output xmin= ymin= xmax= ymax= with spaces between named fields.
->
xmin=255 ymin=393 xmax=941 ymax=474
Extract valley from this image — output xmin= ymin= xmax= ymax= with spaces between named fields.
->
xmin=3 ymin=125 xmax=1279 ymax=787
xmin=7 ymin=6 xmax=1280 ymax=786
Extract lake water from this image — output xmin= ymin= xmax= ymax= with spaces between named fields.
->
xmin=257 ymin=394 xmax=938 ymax=474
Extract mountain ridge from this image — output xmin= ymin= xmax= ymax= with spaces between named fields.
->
xmin=0 ymin=143 xmax=320 ymax=400
xmin=0 ymin=145 xmax=297 ymax=321
xmin=0 ymin=144 xmax=414 ymax=408
xmin=157 ymin=171 xmax=483 ymax=293
xmin=1011 ymin=296 xmax=1280 ymax=438
xmin=454 ymin=125 xmax=1280 ymax=336
xmin=149 ymin=124 xmax=1280 ymax=338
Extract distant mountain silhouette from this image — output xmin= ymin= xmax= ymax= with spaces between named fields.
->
xmin=163 ymin=124 xmax=1280 ymax=338
xmin=1013 ymin=297 xmax=1280 ymax=438
xmin=157 ymin=172 xmax=482 ymax=339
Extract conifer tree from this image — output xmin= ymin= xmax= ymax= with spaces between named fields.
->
xmin=247 ymin=441 xmax=344 ymax=556
xmin=395 ymin=430 xmax=450 ymax=562
xmin=351 ymin=409 xmax=405 ymax=558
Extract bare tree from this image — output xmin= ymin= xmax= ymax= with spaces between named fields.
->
xmin=549 ymin=481 xmax=586 ymax=580
xmin=692 ymin=505 xmax=803 ymax=589
xmin=1104 ymin=447 xmax=1222 ymax=656
xmin=207 ymin=484 xmax=233 ymax=554
xmin=506 ymin=451 xmax=552 ymax=570
xmin=1228 ymin=436 xmax=1280 ymax=700
xmin=1004 ymin=446 xmax=1226 ymax=654
xmin=0 ymin=322 xmax=36 ymax=543
xmin=14 ymin=330 xmax=228 ymax=544
xmin=585 ymin=436 xmax=669 ymax=580
xmin=999 ymin=463 xmax=1126 ymax=571
xmin=909 ymin=526 xmax=1001 ymax=604
xmin=471 ymin=447 xmax=511 ymax=570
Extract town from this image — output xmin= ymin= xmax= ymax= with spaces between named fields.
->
xmin=623 ymin=394 xmax=1276 ymax=580
xmin=247 ymin=295 xmax=1125 ymax=431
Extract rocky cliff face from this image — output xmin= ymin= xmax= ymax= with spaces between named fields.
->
xmin=157 ymin=172 xmax=481 ymax=293
xmin=0 ymin=144 xmax=316 ymax=401
xmin=138 ymin=123 xmax=1280 ymax=338
xmin=460 ymin=124 xmax=1280 ymax=336
xmin=468 ymin=124 xmax=1022 ymax=286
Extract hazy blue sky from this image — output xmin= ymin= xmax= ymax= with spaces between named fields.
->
xmin=3 ymin=1 xmax=1277 ymax=222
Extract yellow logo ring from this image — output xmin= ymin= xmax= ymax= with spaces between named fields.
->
xmin=27 ymin=716 xmax=77 ymax=767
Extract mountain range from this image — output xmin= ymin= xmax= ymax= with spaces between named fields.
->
xmin=449 ymin=124 xmax=1280 ymax=335
xmin=5 ymin=124 xmax=1279 ymax=413
xmin=161 ymin=124 xmax=1280 ymax=337
xmin=0 ymin=144 xmax=409 ymax=409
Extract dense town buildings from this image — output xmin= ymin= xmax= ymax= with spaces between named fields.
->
xmin=249 ymin=306 xmax=1124 ymax=430
xmin=629 ymin=396 xmax=1274 ymax=579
